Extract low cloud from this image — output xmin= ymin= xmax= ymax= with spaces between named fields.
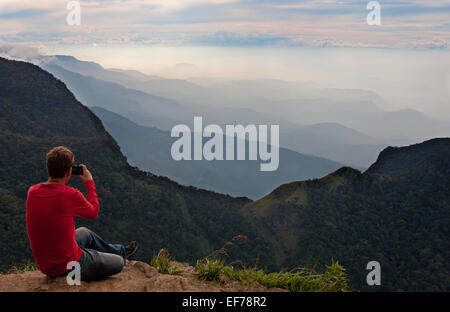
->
xmin=0 ymin=43 xmax=42 ymax=62
xmin=190 ymin=31 xmax=292 ymax=46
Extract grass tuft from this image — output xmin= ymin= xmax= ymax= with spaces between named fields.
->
xmin=7 ymin=263 xmax=38 ymax=274
xmin=149 ymin=249 xmax=182 ymax=276
xmin=194 ymin=259 xmax=349 ymax=292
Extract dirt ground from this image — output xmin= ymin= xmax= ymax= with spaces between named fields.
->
xmin=0 ymin=260 xmax=287 ymax=292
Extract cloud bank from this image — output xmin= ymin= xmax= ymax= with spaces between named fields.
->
xmin=0 ymin=0 xmax=449 ymax=49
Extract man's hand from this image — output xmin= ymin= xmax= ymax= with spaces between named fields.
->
xmin=78 ymin=164 xmax=93 ymax=182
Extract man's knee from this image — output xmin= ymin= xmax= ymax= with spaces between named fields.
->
xmin=75 ymin=227 xmax=91 ymax=243
xmin=79 ymin=251 xmax=124 ymax=281
xmin=76 ymin=227 xmax=90 ymax=235
xmin=100 ymin=253 xmax=124 ymax=277
xmin=109 ymin=255 xmax=125 ymax=275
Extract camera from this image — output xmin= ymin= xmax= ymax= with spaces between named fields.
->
xmin=71 ymin=165 xmax=83 ymax=175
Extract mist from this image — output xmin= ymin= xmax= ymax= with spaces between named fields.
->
xmin=2 ymin=42 xmax=449 ymax=143
xmin=40 ymin=44 xmax=450 ymax=121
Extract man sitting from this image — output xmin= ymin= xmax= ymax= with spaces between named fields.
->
xmin=26 ymin=146 xmax=138 ymax=281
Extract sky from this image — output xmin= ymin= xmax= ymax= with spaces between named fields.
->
xmin=0 ymin=0 xmax=449 ymax=49
xmin=0 ymin=1 xmax=449 ymax=118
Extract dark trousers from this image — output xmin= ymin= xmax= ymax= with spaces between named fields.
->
xmin=75 ymin=227 xmax=126 ymax=281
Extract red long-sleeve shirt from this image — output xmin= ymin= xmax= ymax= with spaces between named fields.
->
xmin=26 ymin=180 xmax=99 ymax=277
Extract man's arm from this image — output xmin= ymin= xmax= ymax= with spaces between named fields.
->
xmin=71 ymin=164 xmax=99 ymax=220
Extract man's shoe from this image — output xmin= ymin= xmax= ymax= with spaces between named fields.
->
xmin=125 ymin=241 xmax=138 ymax=259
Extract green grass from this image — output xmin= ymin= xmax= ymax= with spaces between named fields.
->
xmin=195 ymin=259 xmax=350 ymax=292
xmin=149 ymin=253 xmax=182 ymax=276
xmin=7 ymin=263 xmax=38 ymax=274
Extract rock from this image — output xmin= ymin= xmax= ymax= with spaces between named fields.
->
xmin=0 ymin=261 xmax=288 ymax=292
xmin=219 ymin=274 xmax=231 ymax=285
xmin=132 ymin=261 xmax=158 ymax=278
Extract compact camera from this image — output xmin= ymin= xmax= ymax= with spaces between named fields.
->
xmin=71 ymin=165 xmax=83 ymax=175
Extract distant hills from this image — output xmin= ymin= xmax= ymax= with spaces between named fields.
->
xmin=41 ymin=63 xmax=187 ymax=130
xmin=37 ymin=54 xmax=412 ymax=168
xmin=92 ymin=106 xmax=342 ymax=199
xmin=242 ymin=138 xmax=450 ymax=291
xmin=258 ymin=97 xmax=449 ymax=141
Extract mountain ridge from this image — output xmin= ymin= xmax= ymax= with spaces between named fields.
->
xmin=366 ymin=138 xmax=450 ymax=176
xmin=242 ymin=137 xmax=450 ymax=291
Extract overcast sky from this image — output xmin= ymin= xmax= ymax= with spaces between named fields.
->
xmin=0 ymin=0 xmax=449 ymax=49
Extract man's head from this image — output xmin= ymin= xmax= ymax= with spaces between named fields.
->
xmin=46 ymin=146 xmax=74 ymax=180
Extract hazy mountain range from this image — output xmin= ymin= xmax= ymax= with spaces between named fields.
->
xmin=92 ymin=106 xmax=342 ymax=199
xmin=34 ymin=54 xmax=434 ymax=171
xmin=41 ymin=54 xmax=449 ymax=140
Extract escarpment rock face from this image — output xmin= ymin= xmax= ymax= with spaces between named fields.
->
xmin=0 ymin=261 xmax=287 ymax=292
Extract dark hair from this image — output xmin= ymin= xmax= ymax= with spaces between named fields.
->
xmin=46 ymin=146 xmax=74 ymax=178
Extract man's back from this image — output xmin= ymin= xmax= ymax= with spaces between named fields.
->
xmin=26 ymin=181 xmax=99 ymax=277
